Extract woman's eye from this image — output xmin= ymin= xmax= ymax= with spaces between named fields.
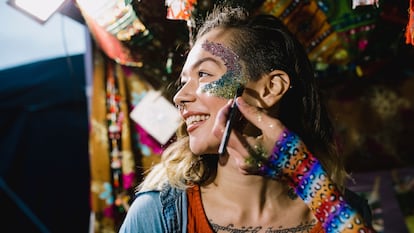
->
xmin=198 ymin=71 xmax=210 ymax=78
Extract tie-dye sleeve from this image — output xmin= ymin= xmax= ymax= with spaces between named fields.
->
xmin=258 ymin=129 xmax=376 ymax=233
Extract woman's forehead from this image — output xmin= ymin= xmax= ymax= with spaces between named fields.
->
xmin=183 ymin=37 xmax=231 ymax=68
xmin=195 ymin=28 xmax=234 ymax=50
xmin=182 ymin=41 xmax=224 ymax=70
xmin=188 ymin=30 xmax=237 ymax=62
xmin=201 ymin=40 xmax=240 ymax=73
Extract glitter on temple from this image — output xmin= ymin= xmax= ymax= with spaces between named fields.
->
xmin=200 ymin=40 xmax=247 ymax=99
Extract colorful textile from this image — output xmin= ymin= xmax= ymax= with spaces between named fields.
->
xmin=166 ymin=0 xmax=197 ymax=20
xmin=323 ymin=0 xmax=380 ymax=61
xmin=259 ymin=0 xmax=347 ymax=64
xmin=77 ymin=2 xmax=150 ymax=67
xmin=407 ymin=0 xmax=414 ymax=45
xmin=89 ymin=51 xmax=139 ymax=232
xmin=89 ymin=50 xmax=115 ymax=232
xmin=89 ymin=50 xmax=167 ymax=231
xmin=258 ymin=129 xmax=376 ymax=233
xmin=122 ymin=66 xmax=164 ymax=170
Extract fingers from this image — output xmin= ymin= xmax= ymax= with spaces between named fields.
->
xmin=212 ymin=99 xmax=233 ymax=140
xmin=235 ymin=97 xmax=272 ymax=129
xmin=213 ymin=99 xmax=251 ymax=156
xmin=212 ymin=99 xmax=256 ymax=167
xmin=235 ymin=97 xmax=288 ymax=157
xmin=228 ymin=136 xmax=266 ymax=174
xmin=235 ymin=97 xmax=284 ymax=141
xmin=212 ymin=97 xmax=285 ymax=176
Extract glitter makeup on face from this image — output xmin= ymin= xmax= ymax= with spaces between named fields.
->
xmin=200 ymin=40 xmax=247 ymax=99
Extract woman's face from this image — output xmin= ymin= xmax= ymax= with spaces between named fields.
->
xmin=173 ymin=28 xmax=246 ymax=155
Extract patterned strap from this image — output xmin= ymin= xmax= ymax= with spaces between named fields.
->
xmin=258 ymin=129 xmax=376 ymax=233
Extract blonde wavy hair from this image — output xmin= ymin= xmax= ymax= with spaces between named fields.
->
xmin=138 ymin=123 xmax=215 ymax=191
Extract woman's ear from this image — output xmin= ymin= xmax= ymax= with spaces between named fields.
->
xmin=260 ymin=70 xmax=290 ymax=108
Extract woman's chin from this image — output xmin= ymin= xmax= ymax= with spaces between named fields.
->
xmin=189 ymin=143 xmax=219 ymax=156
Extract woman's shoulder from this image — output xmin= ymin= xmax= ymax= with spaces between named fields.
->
xmin=119 ymin=190 xmax=164 ymax=232
xmin=132 ymin=182 xmax=188 ymax=209
xmin=119 ymin=183 xmax=188 ymax=232
xmin=133 ymin=189 xmax=162 ymax=208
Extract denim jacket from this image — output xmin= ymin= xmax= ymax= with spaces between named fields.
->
xmin=118 ymin=183 xmax=188 ymax=233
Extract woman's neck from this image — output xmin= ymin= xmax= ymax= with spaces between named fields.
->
xmin=202 ymin=153 xmax=291 ymax=214
xmin=200 ymin=154 xmax=312 ymax=230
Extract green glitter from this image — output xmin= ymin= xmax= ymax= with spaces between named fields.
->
xmin=202 ymin=72 xmax=242 ymax=99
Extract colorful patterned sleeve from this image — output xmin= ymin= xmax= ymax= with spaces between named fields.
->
xmin=258 ymin=129 xmax=376 ymax=233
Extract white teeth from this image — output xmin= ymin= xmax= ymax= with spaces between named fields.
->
xmin=185 ymin=115 xmax=210 ymax=125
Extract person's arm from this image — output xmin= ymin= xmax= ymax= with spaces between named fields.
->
xmin=258 ymin=129 xmax=376 ymax=233
xmin=215 ymin=98 xmax=376 ymax=233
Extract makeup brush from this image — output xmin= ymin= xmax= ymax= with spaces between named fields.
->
xmin=218 ymin=86 xmax=245 ymax=155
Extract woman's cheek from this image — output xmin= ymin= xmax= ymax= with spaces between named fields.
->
xmin=197 ymin=83 xmax=221 ymax=98
xmin=199 ymin=77 xmax=237 ymax=99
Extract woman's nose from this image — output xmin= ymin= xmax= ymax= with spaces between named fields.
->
xmin=173 ymin=81 xmax=197 ymax=107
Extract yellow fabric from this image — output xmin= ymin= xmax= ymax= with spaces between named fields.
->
xmin=89 ymin=48 xmax=164 ymax=232
xmin=89 ymin=49 xmax=115 ymax=232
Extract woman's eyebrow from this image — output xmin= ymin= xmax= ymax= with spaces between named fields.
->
xmin=181 ymin=56 xmax=224 ymax=78
xmin=192 ymin=57 xmax=223 ymax=69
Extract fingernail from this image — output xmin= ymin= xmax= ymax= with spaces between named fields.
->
xmin=236 ymin=97 xmax=247 ymax=106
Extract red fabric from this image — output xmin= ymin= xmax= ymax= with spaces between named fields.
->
xmin=186 ymin=185 xmax=324 ymax=233
xmin=187 ymin=185 xmax=214 ymax=233
xmin=406 ymin=0 xmax=414 ymax=45
xmin=311 ymin=223 xmax=324 ymax=233
xmin=79 ymin=10 xmax=143 ymax=66
xmin=166 ymin=0 xmax=197 ymax=20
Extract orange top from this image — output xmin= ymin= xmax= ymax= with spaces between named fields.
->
xmin=186 ymin=185 xmax=324 ymax=233
xmin=187 ymin=185 xmax=214 ymax=233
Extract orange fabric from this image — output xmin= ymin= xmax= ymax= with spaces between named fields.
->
xmin=310 ymin=222 xmax=324 ymax=233
xmin=186 ymin=185 xmax=325 ymax=233
xmin=406 ymin=0 xmax=414 ymax=45
xmin=187 ymin=185 xmax=214 ymax=233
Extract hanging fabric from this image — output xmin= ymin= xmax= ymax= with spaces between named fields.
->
xmin=165 ymin=0 xmax=197 ymax=20
xmin=406 ymin=0 xmax=414 ymax=45
xmin=77 ymin=0 xmax=151 ymax=67
xmin=89 ymin=46 xmax=169 ymax=232
xmin=89 ymin=48 xmax=138 ymax=232
xmin=259 ymin=0 xmax=347 ymax=65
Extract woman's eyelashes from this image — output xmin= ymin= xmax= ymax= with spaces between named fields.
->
xmin=198 ymin=71 xmax=211 ymax=79
xmin=175 ymin=69 xmax=215 ymax=92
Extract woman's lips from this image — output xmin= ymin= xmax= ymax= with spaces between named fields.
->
xmin=184 ymin=114 xmax=210 ymax=132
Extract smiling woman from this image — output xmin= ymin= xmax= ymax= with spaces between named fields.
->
xmin=119 ymin=4 xmax=376 ymax=233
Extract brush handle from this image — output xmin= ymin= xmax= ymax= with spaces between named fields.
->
xmin=218 ymin=87 xmax=244 ymax=155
